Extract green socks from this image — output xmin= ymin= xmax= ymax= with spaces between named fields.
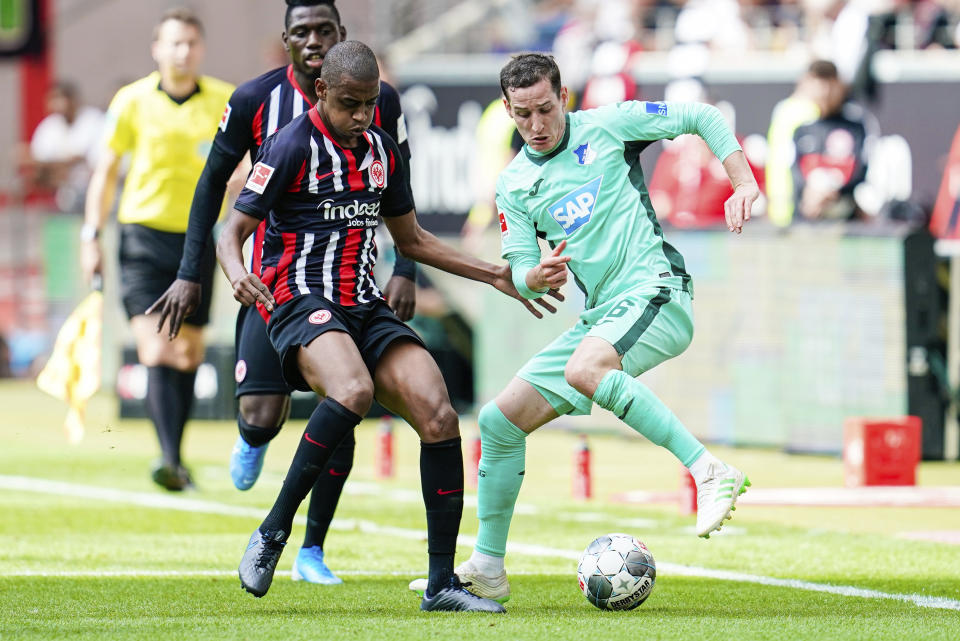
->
xmin=593 ymin=369 xmax=705 ymax=467
xmin=474 ymin=402 xmax=527 ymax=558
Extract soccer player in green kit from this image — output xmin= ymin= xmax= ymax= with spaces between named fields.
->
xmin=456 ymin=54 xmax=759 ymax=604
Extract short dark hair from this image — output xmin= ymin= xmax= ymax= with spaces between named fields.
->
xmin=807 ymin=59 xmax=838 ymax=80
xmin=499 ymin=53 xmax=562 ymax=101
xmin=153 ymin=7 xmax=204 ymax=41
xmin=285 ymin=0 xmax=340 ymax=29
xmin=321 ymin=40 xmax=379 ymax=85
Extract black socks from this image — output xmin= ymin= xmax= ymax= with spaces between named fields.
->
xmin=145 ymin=366 xmax=196 ymax=467
xmin=420 ymin=437 xmax=464 ymax=595
xmin=303 ymin=430 xmax=356 ymax=549
xmin=260 ymin=397 xmax=362 ymax=537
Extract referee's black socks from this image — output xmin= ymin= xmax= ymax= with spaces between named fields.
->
xmin=260 ymin=397 xmax=362 ymax=537
xmin=420 ymin=437 xmax=465 ymax=595
xmin=145 ymin=366 xmax=197 ymax=467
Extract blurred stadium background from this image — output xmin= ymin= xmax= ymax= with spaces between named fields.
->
xmin=2 ymin=0 xmax=960 ymax=459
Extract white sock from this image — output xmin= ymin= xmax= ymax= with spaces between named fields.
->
xmin=688 ymin=450 xmax=723 ymax=486
xmin=468 ymin=549 xmax=505 ymax=576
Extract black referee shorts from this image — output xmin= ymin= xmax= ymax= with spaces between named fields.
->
xmin=266 ymin=294 xmax=425 ymax=392
xmin=118 ymin=223 xmax=215 ymax=327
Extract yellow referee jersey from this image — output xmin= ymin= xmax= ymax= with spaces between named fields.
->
xmin=104 ymin=71 xmax=234 ymax=233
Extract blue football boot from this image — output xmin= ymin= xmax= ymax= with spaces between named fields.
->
xmin=291 ymin=546 xmax=343 ymax=585
xmin=230 ymin=436 xmax=268 ymax=491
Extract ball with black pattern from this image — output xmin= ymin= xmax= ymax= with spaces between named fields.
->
xmin=577 ymin=533 xmax=656 ymax=610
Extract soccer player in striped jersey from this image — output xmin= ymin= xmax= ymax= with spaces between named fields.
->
xmin=217 ymin=40 xmax=559 ymax=612
xmin=147 ymin=0 xmax=414 ymax=584
xmin=449 ymin=54 xmax=757 ymax=605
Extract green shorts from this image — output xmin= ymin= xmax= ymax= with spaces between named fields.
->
xmin=517 ymin=286 xmax=693 ymax=416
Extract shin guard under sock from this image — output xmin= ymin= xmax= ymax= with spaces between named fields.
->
xmin=303 ymin=430 xmax=355 ymax=549
xmin=474 ymin=402 xmax=527 ymax=558
xmin=419 ymin=437 xmax=464 ymax=595
xmin=260 ymin=397 xmax=361 ymax=537
xmin=593 ymin=369 xmax=705 ymax=466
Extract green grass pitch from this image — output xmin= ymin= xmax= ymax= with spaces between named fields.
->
xmin=1 ymin=381 xmax=959 ymax=640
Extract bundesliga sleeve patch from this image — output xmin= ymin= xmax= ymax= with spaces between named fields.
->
xmin=498 ymin=211 xmax=510 ymax=238
xmin=645 ymin=101 xmax=668 ymax=116
xmin=219 ymin=103 xmax=232 ymax=133
xmin=245 ymin=162 xmax=275 ymax=194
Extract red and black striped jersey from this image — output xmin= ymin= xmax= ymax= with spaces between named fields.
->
xmin=234 ymin=107 xmax=413 ymax=313
xmin=213 ymin=64 xmax=410 ymax=275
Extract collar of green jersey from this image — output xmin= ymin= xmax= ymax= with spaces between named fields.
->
xmin=523 ymin=113 xmax=571 ymax=165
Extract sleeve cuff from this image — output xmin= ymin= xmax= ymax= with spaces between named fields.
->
xmin=513 ymin=264 xmax=548 ymax=299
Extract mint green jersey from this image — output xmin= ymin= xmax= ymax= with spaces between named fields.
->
xmin=496 ymin=100 xmax=741 ymax=309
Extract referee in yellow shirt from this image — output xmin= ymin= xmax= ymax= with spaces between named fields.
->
xmin=82 ymin=8 xmax=234 ymax=490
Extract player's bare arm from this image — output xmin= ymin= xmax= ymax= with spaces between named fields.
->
xmin=383 ymin=210 xmax=563 ymax=319
xmin=80 ymin=148 xmax=123 ymax=285
xmin=721 ymin=150 xmax=760 ymax=234
xmin=216 ymin=209 xmax=275 ymax=312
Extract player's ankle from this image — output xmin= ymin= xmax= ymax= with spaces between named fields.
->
xmin=687 ymin=450 xmax=722 ymax=486
xmin=469 ymin=550 xmax=505 ymax=576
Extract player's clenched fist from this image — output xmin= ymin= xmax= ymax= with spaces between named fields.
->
xmin=527 ymin=239 xmax=571 ymax=291
xmin=231 ymin=273 xmax=275 ymax=312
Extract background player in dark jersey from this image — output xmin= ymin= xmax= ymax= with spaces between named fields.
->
xmin=218 ymin=41 xmax=558 ymax=612
xmin=147 ymin=0 xmax=414 ymax=583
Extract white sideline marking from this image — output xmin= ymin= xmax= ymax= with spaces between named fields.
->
xmin=1 ymin=475 xmax=958 ymax=611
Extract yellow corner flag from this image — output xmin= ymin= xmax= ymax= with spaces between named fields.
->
xmin=36 ymin=289 xmax=104 ymax=443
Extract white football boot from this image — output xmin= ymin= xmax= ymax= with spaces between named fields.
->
xmin=454 ymin=559 xmax=511 ymax=603
xmin=695 ymin=462 xmax=750 ymax=538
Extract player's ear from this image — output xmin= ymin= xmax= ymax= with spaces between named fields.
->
xmin=339 ymin=25 xmax=347 ymax=41
xmin=560 ymin=86 xmax=569 ymax=110
xmin=502 ymin=97 xmax=512 ymax=117
xmin=315 ymin=78 xmax=326 ymax=101
xmin=281 ymin=31 xmax=290 ymax=52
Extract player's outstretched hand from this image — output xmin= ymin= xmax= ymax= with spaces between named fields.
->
xmin=231 ymin=273 xmax=275 ymax=312
xmin=146 ymin=279 xmax=202 ymax=340
xmin=383 ymin=275 xmax=416 ymax=321
xmin=724 ymin=184 xmax=759 ymax=234
xmin=492 ymin=264 xmax=564 ymax=319
xmin=532 ymin=240 xmax=571 ymax=289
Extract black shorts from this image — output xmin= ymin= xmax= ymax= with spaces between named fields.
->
xmin=267 ymin=294 xmax=424 ymax=392
xmin=118 ymin=223 xmax=215 ymax=326
xmin=234 ymin=304 xmax=293 ymax=398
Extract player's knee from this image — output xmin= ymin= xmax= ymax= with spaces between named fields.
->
xmin=239 ymin=394 xmax=289 ymax=429
xmin=478 ymin=401 xmax=525 ymax=451
xmin=326 ymin=377 xmax=374 ymax=417
xmin=419 ymin=402 xmax=459 ymax=443
xmin=564 ymin=360 xmax=601 ymax=397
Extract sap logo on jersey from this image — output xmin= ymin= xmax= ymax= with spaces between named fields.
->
xmin=547 ymin=175 xmax=603 ymax=235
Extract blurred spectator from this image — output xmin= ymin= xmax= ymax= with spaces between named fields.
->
xmin=649 ymin=80 xmax=764 ymax=228
xmin=0 ymin=335 xmax=11 ymax=379
xmin=18 ymin=81 xmax=105 ymax=212
xmin=790 ymin=60 xmax=879 ymax=222
xmin=579 ymin=39 xmax=643 ymax=109
xmin=461 ymin=97 xmax=520 ymax=252
xmin=765 ymin=59 xmax=833 ymax=227
xmin=929 ymin=122 xmax=960 ymax=237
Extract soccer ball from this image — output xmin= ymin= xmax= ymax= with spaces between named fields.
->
xmin=577 ymin=533 xmax=656 ymax=610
